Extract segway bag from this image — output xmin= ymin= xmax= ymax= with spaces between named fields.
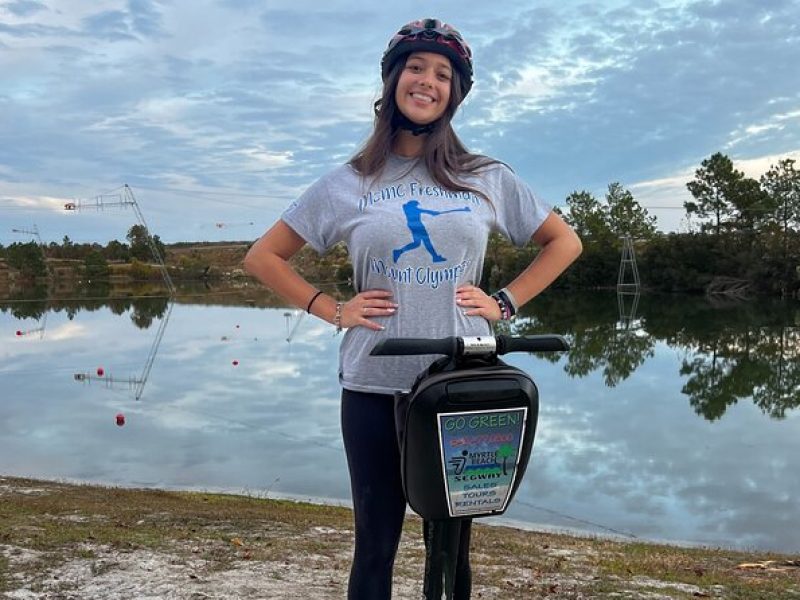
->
xmin=395 ymin=356 xmax=539 ymax=521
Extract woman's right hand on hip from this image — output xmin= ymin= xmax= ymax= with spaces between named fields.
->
xmin=340 ymin=290 xmax=398 ymax=331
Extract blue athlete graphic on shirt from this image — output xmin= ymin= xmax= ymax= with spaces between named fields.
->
xmin=392 ymin=200 xmax=471 ymax=263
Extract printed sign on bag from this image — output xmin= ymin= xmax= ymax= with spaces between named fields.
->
xmin=437 ymin=407 xmax=527 ymax=517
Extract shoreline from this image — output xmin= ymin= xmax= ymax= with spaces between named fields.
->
xmin=1 ymin=473 xmax=746 ymax=553
xmin=2 ymin=475 xmax=799 ymax=599
xmin=21 ymin=472 xmax=796 ymax=552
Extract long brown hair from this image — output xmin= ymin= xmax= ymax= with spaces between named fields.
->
xmin=349 ymin=57 xmax=499 ymax=203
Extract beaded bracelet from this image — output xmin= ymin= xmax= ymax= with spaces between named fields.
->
xmin=491 ymin=294 xmax=509 ymax=320
xmin=491 ymin=290 xmax=516 ymax=320
xmin=334 ymin=302 xmax=343 ymax=333
xmin=499 ymin=287 xmax=519 ymax=315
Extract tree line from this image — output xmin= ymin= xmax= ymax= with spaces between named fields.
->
xmin=487 ymin=152 xmax=799 ymax=297
xmin=0 ymin=225 xmax=165 ymax=280
xmin=3 ymin=152 xmax=799 ymax=295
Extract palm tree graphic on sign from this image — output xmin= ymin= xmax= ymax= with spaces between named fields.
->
xmin=495 ymin=444 xmax=516 ymax=476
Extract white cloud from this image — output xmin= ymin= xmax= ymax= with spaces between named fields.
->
xmin=86 ymin=96 xmax=204 ymax=139
xmin=734 ymin=149 xmax=800 ymax=179
xmin=3 ymin=194 xmax=76 ymax=212
xmin=251 ymin=361 xmax=300 ymax=380
xmin=46 ymin=321 xmax=87 ymax=341
xmin=232 ymin=147 xmax=293 ymax=170
xmin=2 ymin=0 xmax=798 ymax=243
xmin=4 ymin=322 xmax=86 ymax=352
xmin=630 ymin=171 xmax=696 ymax=232
xmin=726 ymin=109 xmax=800 ymax=149
xmin=629 ymin=148 xmax=800 ymax=232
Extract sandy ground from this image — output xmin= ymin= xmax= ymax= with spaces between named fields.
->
xmin=2 ymin=478 xmax=797 ymax=599
xmin=1 ymin=539 xmax=720 ymax=600
xmin=3 ymin=543 xmax=381 ymax=599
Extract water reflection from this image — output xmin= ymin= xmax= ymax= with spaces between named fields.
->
xmin=1 ymin=292 xmax=351 ymax=501
xmin=6 ymin=288 xmax=170 ymax=329
xmin=512 ymin=292 xmax=800 ymax=421
xmin=2 ymin=289 xmax=799 ymax=553
xmin=72 ymin=301 xmax=173 ymax=400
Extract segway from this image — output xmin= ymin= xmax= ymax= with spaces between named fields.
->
xmin=371 ymin=334 xmax=569 ymax=599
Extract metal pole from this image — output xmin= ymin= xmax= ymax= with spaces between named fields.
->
xmin=423 ymin=519 xmax=462 ymax=599
xmin=135 ymin=301 xmax=174 ymax=400
xmin=124 ymin=185 xmax=176 ymax=296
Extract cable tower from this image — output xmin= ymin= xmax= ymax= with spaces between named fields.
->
xmin=64 ymin=184 xmax=175 ymax=296
xmin=11 ymin=225 xmax=43 ymax=246
xmin=617 ymin=236 xmax=640 ymax=292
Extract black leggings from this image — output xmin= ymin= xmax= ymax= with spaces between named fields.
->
xmin=341 ymin=389 xmax=471 ymax=599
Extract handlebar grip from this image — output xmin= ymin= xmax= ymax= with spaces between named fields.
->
xmin=497 ymin=334 xmax=570 ymax=354
xmin=370 ymin=337 xmax=459 ymax=357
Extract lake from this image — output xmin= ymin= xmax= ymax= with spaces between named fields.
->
xmin=2 ymin=287 xmax=799 ymax=554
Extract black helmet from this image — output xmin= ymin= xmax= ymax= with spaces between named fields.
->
xmin=381 ymin=18 xmax=474 ymax=98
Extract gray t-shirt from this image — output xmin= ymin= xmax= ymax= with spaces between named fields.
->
xmin=282 ymin=154 xmax=552 ymax=394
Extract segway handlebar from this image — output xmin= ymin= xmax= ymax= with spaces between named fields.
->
xmin=370 ymin=334 xmax=569 ymax=357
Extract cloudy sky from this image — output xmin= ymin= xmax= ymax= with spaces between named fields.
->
xmin=1 ymin=0 xmax=798 ymax=244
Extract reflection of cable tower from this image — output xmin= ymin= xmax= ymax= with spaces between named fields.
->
xmin=16 ymin=313 xmax=48 ymax=339
xmin=284 ymin=309 xmax=306 ymax=343
xmin=617 ymin=290 xmax=640 ymax=330
xmin=617 ymin=236 xmax=641 ymax=330
xmin=73 ymin=301 xmax=173 ymax=400
xmin=134 ymin=301 xmax=173 ymax=400
xmin=11 ymin=225 xmax=43 ymax=246
xmin=64 ymin=184 xmax=175 ymax=296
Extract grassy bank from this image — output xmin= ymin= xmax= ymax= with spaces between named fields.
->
xmin=1 ymin=476 xmax=798 ymax=599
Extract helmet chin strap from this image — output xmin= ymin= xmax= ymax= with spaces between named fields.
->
xmin=374 ymin=99 xmax=437 ymax=136
xmin=393 ymin=111 xmax=436 ymax=136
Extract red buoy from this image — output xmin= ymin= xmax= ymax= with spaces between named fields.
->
xmin=232 ymin=360 xmax=239 ymax=366
xmin=115 ymin=413 xmax=125 ymax=426
xmin=97 ymin=367 xmax=105 ymax=377
xmin=16 ymin=330 xmax=23 ymax=336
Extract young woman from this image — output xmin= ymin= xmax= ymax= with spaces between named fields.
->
xmin=244 ymin=18 xmax=582 ymax=599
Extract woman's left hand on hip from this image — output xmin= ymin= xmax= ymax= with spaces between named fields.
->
xmin=455 ymin=285 xmax=501 ymax=321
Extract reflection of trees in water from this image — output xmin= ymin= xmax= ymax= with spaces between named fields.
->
xmin=512 ymin=293 xmax=655 ymax=388
xmin=3 ymin=293 xmax=170 ymax=330
xmin=559 ymin=325 xmax=654 ymax=387
xmin=2 ymin=285 xmax=49 ymax=320
xmin=681 ymin=327 xmax=800 ymax=421
xmin=754 ymin=328 xmax=800 ymax=418
xmin=513 ymin=291 xmax=800 ymax=420
xmin=130 ymin=297 xmax=170 ymax=329
xmin=7 ymin=287 xmax=799 ymax=419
